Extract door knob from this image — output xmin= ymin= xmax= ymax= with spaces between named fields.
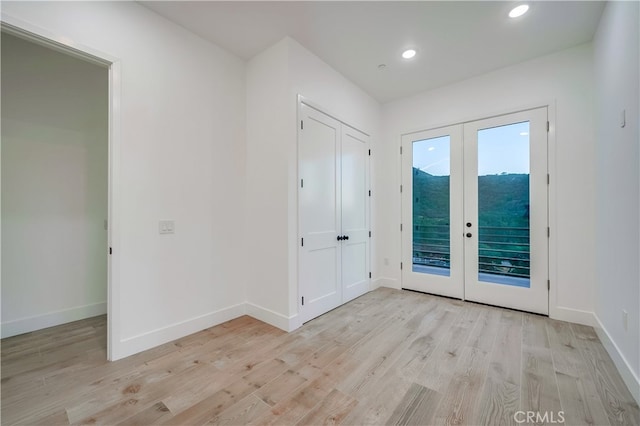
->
xmin=466 ymin=233 xmax=472 ymax=238
xmin=466 ymin=222 xmax=472 ymax=228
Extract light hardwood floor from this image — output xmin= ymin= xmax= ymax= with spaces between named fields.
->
xmin=2 ymin=288 xmax=638 ymax=425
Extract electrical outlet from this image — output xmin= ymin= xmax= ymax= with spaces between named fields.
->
xmin=623 ymin=310 xmax=628 ymax=331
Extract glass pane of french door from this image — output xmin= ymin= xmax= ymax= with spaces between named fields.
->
xmin=477 ymin=121 xmax=531 ymax=287
xmin=464 ymin=107 xmax=548 ymax=314
xmin=412 ymin=135 xmax=451 ymax=276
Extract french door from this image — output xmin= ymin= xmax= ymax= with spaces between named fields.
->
xmin=298 ymin=103 xmax=370 ymax=323
xmin=401 ymin=108 xmax=549 ymax=314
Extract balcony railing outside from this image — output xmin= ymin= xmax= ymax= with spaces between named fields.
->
xmin=412 ymin=223 xmax=530 ymax=280
xmin=413 ymin=224 xmax=451 ymax=269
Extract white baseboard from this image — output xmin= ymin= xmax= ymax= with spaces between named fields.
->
xmin=1 ymin=302 xmax=107 ymax=338
xmin=116 ymin=303 xmax=245 ymax=360
xmin=245 ymin=302 xmax=299 ymax=332
xmin=372 ymin=277 xmax=400 ymax=290
xmin=593 ymin=315 xmax=640 ymax=405
xmin=550 ymin=306 xmax=597 ymax=327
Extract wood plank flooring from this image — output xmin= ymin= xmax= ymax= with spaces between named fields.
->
xmin=2 ymin=288 xmax=638 ymax=425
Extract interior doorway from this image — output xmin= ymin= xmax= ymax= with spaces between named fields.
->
xmin=401 ymin=107 xmax=549 ymax=315
xmin=1 ymin=31 xmax=111 ymax=347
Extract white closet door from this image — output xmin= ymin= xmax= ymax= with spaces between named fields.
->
xmin=299 ymin=104 xmax=342 ymax=323
xmin=341 ymin=124 xmax=370 ymax=302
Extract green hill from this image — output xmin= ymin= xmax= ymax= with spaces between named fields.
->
xmin=412 ymin=168 xmax=529 ymax=227
xmin=412 ymin=168 xmax=530 ymax=277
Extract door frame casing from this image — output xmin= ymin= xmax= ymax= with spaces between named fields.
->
xmin=399 ymin=101 xmax=557 ymax=316
xmin=1 ymin=14 xmax=122 ymax=360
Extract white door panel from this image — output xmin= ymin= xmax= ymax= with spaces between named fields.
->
xmin=463 ymin=108 xmax=548 ymax=314
xmin=301 ymin=245 xmax=340 ymax=321
xmin=299 ymin=105 xmax=341 ymax=323
xmin=401 ymin=125 xmax=464 ymax=299
xmin=341 ymin=125 xmax=370 ymax=302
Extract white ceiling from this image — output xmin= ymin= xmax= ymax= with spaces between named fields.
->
xmin=141 ymin=1 xmax=605 ymax=103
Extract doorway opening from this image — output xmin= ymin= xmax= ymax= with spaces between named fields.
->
xmin=1 ymin=25 xmax=116 ymax=359
xmin=401 ymin=107 xmax=549 ymax=315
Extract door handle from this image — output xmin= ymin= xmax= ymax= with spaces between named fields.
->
xmin=466 ymin=233 xmax=472 ymax=238
xmin=344 ymin=235 xmax=349 ymax=240
xmin=466 ymin=222 xmax=472 ymax=228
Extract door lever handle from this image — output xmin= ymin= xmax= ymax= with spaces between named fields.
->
xmin=344 ymin=235 xmax=349 ymax=240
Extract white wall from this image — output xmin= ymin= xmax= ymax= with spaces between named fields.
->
xmin=378 ymin=43 xmax=596 ymax=324
xmin=1 ymin=34 xmax=108 ymax=337
xmin=1 ymin=1 xmax=247 ymax=359
xmin=245 ymin=37 xmax=381 ymax=328
xmin=245 ymin=40 xmax=291 ymax=324
xmin=593 ymin=0 xmax=640 ymax=401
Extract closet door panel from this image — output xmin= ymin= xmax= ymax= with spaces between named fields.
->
xmin=299 ymin=105 xmax=342 ymax=322
xmin=341 ymin=125 xmax=370 ymax=302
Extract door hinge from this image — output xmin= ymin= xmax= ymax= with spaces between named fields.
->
xmin=400 ymin=223 xmax=403 ymax=231
xmin=301 ymin=237 xmax=304 ymax=247
xmin=400 ymin=184 xmax=403 ymax=193
xmin=301 ymin=120 xmax=304 ymax=130
xmin=547 ymin=174 xmax=550 ymax=185
xmin=369 ymin=230 xmax=371 ymax=238
xmin=368 ymin=149 xmax=371 ymax=156
xmin=368 ymin=190 xmax=371 ymax=197
xmin=109 ymin=247 xmax=112 ymax=255
xmin=547 ymin=227 xmax=550 ymax=237
xmin=547 ymin=121 xmax=550 ymax=132
xmin=547 ymin=280 xmax=550 ymax=290
xmin=301 ymin=179 xmax=304 ymax=188
xmin=302 ymin=296 xmax=304 ymax=306
xmin=369 ymin=272 xmax=372 ymax=279
xmin=400 ymin=146 xmax=403 ymax=155
xmin=400 ymin=262 xmax=403 ymax=270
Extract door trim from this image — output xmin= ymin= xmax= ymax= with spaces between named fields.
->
xmin=1 ymin=15 xmax=122 ymax=360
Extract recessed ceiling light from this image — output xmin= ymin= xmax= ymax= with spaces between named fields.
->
xmin=402 ymin=49 xmax=417 ymax=59
xmin=509 ymin=4 xmax=529 ymax=18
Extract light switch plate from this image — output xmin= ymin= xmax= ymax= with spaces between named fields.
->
xmin=159 ymin=220 xmax=175 ymax=234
